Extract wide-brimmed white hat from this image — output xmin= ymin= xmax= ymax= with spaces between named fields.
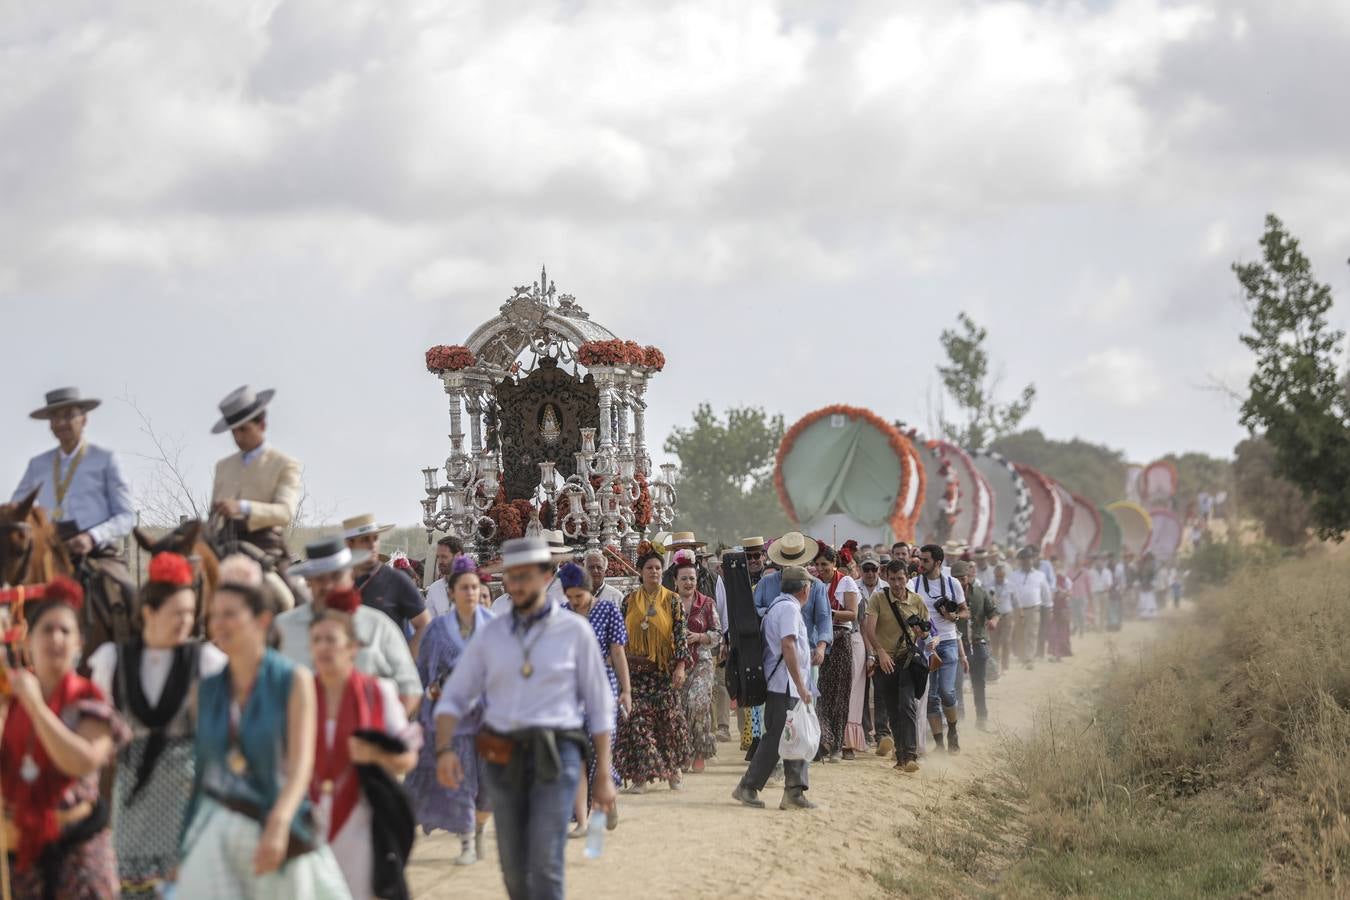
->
xmin=740 ymin=536 xmax=767 ymax=551
xmin=342 ymin=514 xmax=396 ymax=541
xmin=290 ymin=536 xmax=372 ymax=578
xmin=544 ymin=530 xmax=576 ymax=558
xmin=489 ymin=537 xmax=554 ymax=572
xmin=30 ymin=387 xmax=101 ymax=420
xmin=767 ymin=532 xmax=820 ymax=568
xmin=212 ymin=385 xmax=276 ymax=434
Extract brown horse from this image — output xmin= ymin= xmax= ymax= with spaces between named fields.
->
xmin=0 ymin=488 xmax=72 ymax=589
xmin=133 ymin=519 xmax=219 ymax=638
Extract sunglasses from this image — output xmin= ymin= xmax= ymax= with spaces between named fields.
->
xmin=745 ymin=551 xmax=764 ymax=558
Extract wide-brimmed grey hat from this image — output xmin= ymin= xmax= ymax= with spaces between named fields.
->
xmin=30 ymin=387 xmax=101 ymax=420
xmin=291 ymin=535 xmax=371 ymax=578
xmin=212 ymin=385 xmax=276 ymax=434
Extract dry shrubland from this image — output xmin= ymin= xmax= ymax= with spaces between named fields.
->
xmin=891 ymin=548 xmax=1350 ymax=898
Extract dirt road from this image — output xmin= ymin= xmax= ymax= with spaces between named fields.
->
xmin=408 ymin=611 xmax=1171 ymax=899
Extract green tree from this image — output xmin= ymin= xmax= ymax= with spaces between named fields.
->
xmin=663 ymin=404 xmax=791 ymax=546
xmin=1233 ymin=437 xmax=1311 ymax=547
xmin=1234 ymin=214 xmax=1350 ymax=540
xmin=938 ymin=312 xmax=1036 ymax=449
xmin=988 ymin=429 xmax=1126 ymax=504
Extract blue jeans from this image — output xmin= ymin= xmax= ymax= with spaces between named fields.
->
xmin=927 ymin=640 xmax=960 ymax=718
xmin=483 ymin=739 xmax=583 ymax=900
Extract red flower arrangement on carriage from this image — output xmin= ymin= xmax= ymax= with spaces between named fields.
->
xmin=425 ymin=345 xmax=477 ymax=373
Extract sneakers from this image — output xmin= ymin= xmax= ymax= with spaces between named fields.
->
xmin=932 ymin=731 xmax=945 ymax=751
xmin=947 ymin=723 xmax=961 ymax=755
xmin=876 ymin=736 xmax=895 ymax=757
xmin=893 ymin=759 xmax=920 ymax=774
xmin=779 ymin=788 xmax=817 ymax=811
xmin=453 ymin=837 xmax=478 ymax=866
xmin=717 ymin=726 xmax=732 ymax=742
xmin=842 ymin=749 xmax=856 ymax=761
xmin=731 ymin=785 xmax=765 ymax=808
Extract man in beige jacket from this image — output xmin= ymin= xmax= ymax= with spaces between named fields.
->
xmin=210 ymin=385 xmax=302 ymax=563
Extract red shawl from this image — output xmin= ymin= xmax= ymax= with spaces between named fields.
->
xmin=311 ymin=670 xmax=386 ymax=840
xmin=827 ymin=571 xmax=846 ymax=611
xmin=685 ymin=593 xmax=716 ymax=635
xmin=0 ymin=671 xmax=106 ymax=870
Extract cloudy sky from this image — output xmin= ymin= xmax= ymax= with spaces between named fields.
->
xmin=4 ymin=0 xmax=1349 ymax=526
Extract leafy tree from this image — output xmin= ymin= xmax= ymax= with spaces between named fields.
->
xmin=663 ymin=404 xmax=791 ymax=546
xmin=989 ymin=429 xmax=1126 ymax=505
xmin=1232 ymin=437 xmax=1311 ymax=547
xmin=1234 ymin=214 xmax=1350 ymax=540
xmin=1157 ymin=452 xmax=1233 ymax=517
xmin=938 ymin=312 xmax=1036 ymax=449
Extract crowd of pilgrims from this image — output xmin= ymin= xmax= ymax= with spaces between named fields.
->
xmin=0 ymin=527 xmax=1179 ymax=900
xmin=1 ymin=385 xmax=1188 ymax=900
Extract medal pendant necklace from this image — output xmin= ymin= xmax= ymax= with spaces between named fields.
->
xmin=226 ymin=670 xmax=258 ymax=776
xmin=50 ymin=442 xmax=87 ymax=522
xmin=514 ymin=609 xmax=549 ymax=678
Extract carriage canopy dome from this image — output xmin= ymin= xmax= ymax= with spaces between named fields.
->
xmin=775 ymin=405 xmax=921 ymax=539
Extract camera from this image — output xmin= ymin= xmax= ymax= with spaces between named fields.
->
xmin=935 ymin=597 xmax=961 ymax=618
xmin=905 ymin=614 xmax=930 ymax=632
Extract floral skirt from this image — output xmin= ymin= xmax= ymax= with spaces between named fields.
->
xmin=614 ymin=668 xmax=689 ymax=785
xmin=10 ymin=828 xmax=119 ymax=900
xmin=682 ymin=655 xmax=718 ymax=764
xmin=817 ymin=626 xmax=854 ymax=755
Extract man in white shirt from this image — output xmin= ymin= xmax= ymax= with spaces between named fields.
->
xmin=909 ymin=544 xmax=968 ymax=753
xmin=1088 ymin=555 xmax=1114 ymax=631
xmin=276 ymin=537 xmax=423 ymax=713
xmin=425 ymin=535 xmax=465 ymax=618
xmin=1005 ymin=548 xmax=1051 ymax=670
xmin=732 ymin=565 xmax=815 ymax=812
xmin=584 ymin=549 xmax=625 ymax=607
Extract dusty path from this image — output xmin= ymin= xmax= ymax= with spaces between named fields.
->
xmin=408 ymin=609 xmax=1175 ymax=899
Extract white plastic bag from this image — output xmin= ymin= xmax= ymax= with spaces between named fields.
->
xmin=778 ymin=700 xmax=820 ymax=761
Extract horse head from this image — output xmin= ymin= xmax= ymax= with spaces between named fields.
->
xmin=0 ymin=489 xmax=70 ymax=587
xmin=133 ymin=520 xmax=220 ymax=634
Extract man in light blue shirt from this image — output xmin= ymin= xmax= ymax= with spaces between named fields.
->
xmin=13 ymin=387 xmax=134 ymax=557
xmin=436 ymin=537 xmax=616 ymax=900
xmin=753 ymin=532 xmax=834 ymax=665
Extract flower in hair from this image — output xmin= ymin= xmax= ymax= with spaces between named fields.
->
xmin=44 ymin=576 xmax=84 ymax=611
xmin=451 ymin=555 xmax=478 ymax=577
xmin=324 ymin=588 xmax=362 ymax=614
xmin=148 ymin=552 xmax=194 ymax=587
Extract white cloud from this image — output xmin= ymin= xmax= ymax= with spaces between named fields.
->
xmin=3 ymin=0 xmax=1350 ymax=523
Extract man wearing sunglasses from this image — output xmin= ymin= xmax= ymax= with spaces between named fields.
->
xmin=715 ymin=536 xmax=769 ymax=742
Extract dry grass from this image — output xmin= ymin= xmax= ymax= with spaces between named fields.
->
xmin=879 ymin=548 xmax=1350 ymax=898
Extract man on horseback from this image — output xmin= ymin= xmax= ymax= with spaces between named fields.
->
xmin=13 ymin=387 xmax=137 ymax=650
xmin=208 ymin=385 xmax=302 ymax=569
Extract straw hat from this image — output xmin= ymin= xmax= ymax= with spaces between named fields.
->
xmin=342 ymin=514 xmax=396 ymax=541
xmin=291 ymin=536 xmax=372 ymax=578
xmin=665 ymin=531 xmax=707 ymax=550
xmin=767 ymin=532 xmax=819 ymax=568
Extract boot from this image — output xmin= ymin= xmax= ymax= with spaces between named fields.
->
xmin=876 ymin=735 xmax=895 ymax=757
xmin=779 ymin=787 xmax=817 ymax=810
xmin=928 ymin=714 xmax=945 ymax=751
xmin=946 ymin=707 xmax=961 ymax=755
xmin=732 ymin=784 xmax=765 ymax=808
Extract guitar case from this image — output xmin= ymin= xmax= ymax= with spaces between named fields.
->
xmin=721 ymin=551 xmax=768 ymax=707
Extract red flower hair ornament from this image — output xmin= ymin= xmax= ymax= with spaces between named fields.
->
xmin=149 ymin=552 xmax=194 ymax=587
xmin=42 ymin=576 xmax=84 ymax=612
xmin=324 ymin=588 xmax=363 ymax=615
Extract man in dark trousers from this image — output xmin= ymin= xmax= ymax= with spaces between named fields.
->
xmin=732 ymin=565 xmax=816 ymax=811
